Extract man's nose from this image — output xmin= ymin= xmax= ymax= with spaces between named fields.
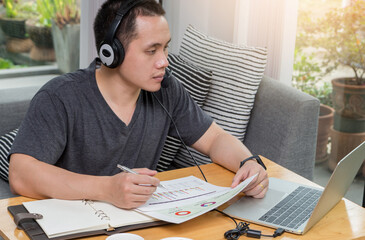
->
xmin=156 ymin=53 xmax=169 ymax=69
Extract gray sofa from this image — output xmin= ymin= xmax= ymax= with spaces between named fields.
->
xmin=0 ymin=75 xmax=320 ymax=199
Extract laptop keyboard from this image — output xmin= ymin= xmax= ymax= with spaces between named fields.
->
xmin=259 ymin=186 xmax=322 ymax=229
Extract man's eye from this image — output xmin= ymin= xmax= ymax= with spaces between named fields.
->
xmin=147 ymin=49 xmax=156 ymax=54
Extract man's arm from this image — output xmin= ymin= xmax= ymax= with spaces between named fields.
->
xmin=9 ymin=154 xmax=160 ymax=209
xmin=191 ymin=122 xmax=268 ymax=198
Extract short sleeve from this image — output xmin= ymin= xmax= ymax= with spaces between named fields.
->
xmin=10 ymin=90 xmax=68 ymax=165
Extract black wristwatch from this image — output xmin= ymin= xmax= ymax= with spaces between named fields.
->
xmin=239 ymin=155 xmax=267 ymax=170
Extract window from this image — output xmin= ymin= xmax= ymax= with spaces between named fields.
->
xmin=0 ymin=0 xmax=80 ymax=80
xmin=294 ymin=0 xmax=365 ymax=206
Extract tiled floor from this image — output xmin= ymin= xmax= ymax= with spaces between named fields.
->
xmin=313 ymin=160 xmax=364 ymax=207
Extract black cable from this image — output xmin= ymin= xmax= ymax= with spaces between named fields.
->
xmin=152 ymin=92 xmax=208 ymax=182
xmin=214 ymin=209 xmax=238 ymax=226
xmin=215 ymin=209 xmax=285 ymax=239
xmin=224 ymin=221 xmax=250 ymax=240
xmin=223 ymin=218 xmax=285 ymax=239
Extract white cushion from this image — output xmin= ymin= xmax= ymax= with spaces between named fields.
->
xmin=174 ymin=25 xmax=268 ymax=168
xmin=0 ymin=129 xmax=18 ymax=181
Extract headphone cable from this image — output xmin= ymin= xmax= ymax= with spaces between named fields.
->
xmin=151 ymin=92 xmax=208 ymax=182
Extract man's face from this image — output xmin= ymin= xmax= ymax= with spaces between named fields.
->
xmin=119 ymin=15 xmax=171 ymax=92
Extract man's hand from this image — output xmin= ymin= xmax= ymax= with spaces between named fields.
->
xmin=107 ymin=168 xmax=160 ymax=209
xmin=231 ymin=160 xmax=268 ymax=198
xmin=190 ymin=122 xmax=268 ymax=198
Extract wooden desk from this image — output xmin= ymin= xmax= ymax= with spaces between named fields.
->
xmin=1 ymin=157 xmax=365 ymax=240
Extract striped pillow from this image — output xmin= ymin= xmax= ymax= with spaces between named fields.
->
xmin=173 ymin=25 xmax=268 ymax=168
xmin=0 ymin=129 xmax=18 ymax=181
xmin=156 ymin=53 xmax=213 ymax=172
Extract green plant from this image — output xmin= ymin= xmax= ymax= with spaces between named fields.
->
xmin=33 ymin=0 xmax=80 ymax=28
xmin=2 ymin=0 xmax=37 ymax=19
xmin=53 ymin=0 xmax=80 ymax=29
xmin=4 ymin=0 xmax=80 ymax=28
xmin=0 ymin=57 xmax=14 ymax=69
xmin=300 ymin=0 xmax=365 ymax=85
xmin=0 ymin=57 xmax=25 ymax=69
xmin=292 ymin=48 xmax=333 ymax=107
xmin=35 ymin=0 xmax=55 ymax=27
xmin=3 ymin=0 xmax=17 ymax=18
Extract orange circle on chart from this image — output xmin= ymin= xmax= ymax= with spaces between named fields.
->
xmin=175 ymin=211 xmax=191 ymax=216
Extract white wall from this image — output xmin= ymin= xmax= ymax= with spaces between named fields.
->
xmin=79 ymin=0 xmax=104 ymax=69
xmin=164 ymin=0 xmax=236 ymax=54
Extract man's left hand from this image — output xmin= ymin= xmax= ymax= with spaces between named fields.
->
xmin=231 ymin=160 xmax=268 ymax=198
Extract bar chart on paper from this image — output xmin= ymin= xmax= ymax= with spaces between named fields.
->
xmin=138 ymin=176 xmax=230 ymax=211
xmin=151 ymin=186 xmax=214 ymax=201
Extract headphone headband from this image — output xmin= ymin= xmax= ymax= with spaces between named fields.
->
xmin=99 ymin=0 xmax=144 ymax=68
xmin=104 ymin=0 xmax=144 ymax=45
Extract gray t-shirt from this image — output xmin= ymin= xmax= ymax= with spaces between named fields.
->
xmin=10 ymin=59 xmax=213 ymax=176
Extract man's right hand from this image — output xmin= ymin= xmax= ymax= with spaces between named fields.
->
xmin=106 ymin=168 xmax=160 ymax=209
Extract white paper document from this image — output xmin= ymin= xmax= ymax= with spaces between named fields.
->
xmin=138 ymin=176 xmax=230 ymax=211
xmin=136 ymin=174 xmax=257 ymax=224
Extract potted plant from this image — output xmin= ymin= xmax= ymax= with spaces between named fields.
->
xmin=0 ymin=0 xmax=32 ymax=39
xmin=292 ymin=48 xmax=335 ymax=164
xmin=51 ymin=0 xmax=80 ymax=73
xmin=25 ymin=0 xmax=55 ymax=61
xmin=0 ymin=0 xmax=35 ymax=52
xmin=301 ymin=0 xmax=365 ymax=173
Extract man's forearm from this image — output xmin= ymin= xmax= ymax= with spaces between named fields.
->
xmin=192 ymin=122 xmax=252 ymax=173
xmin=209 ymin=132 xmax=252 ymax=172
xmin=9 ymin=154 xmax=110 ymax=201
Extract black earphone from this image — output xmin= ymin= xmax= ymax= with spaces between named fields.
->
xmin=98 ymin=0 xmax=171 ymax=88
xmin=99 ymin=0 xmax=144 ymax=68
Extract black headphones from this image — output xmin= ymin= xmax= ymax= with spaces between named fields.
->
xmin=98 ymin=0 xmax=172 ymax=88
xmin=99 ymin=0 xmax=144 ymax=68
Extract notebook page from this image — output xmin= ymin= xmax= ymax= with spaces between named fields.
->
xmin=23 ymin=199 xmax=108 ymax=238
xmin=90 ymin=201 xmax=157 ymax=228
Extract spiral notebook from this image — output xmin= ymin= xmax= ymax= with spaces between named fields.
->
xmin=10 ymin=199 xmax=166 ymax=239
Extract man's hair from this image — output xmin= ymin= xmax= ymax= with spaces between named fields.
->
xmin=94 ymin=0 xmax=165 ymax=54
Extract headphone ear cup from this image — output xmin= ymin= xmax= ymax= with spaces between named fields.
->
xmin=98 ymin=38 xmax=125 ymax=68
xmin=111 ymin=38 xmax=125 ymax=68
xmin=99 ymin=42 xmax=114 ymax=67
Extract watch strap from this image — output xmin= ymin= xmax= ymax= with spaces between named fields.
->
xmin=239 ymin=155 xmax=267 ymax=170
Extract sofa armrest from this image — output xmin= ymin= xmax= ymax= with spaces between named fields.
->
xmin=0 ymin=179 xmax=17 ymax=199
xmin=0 ymin=100 xmax=31 ymax=136
xmin=0 ymin=86 xmax=41 ymax=136
xmin=0 ymin=85 xmax=42 ymax=199
xmin=244 ymin=76 xmax=320 ymax=180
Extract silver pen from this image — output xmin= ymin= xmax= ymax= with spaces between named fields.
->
xmin=117 ymin=164 xmax=167 ymax=189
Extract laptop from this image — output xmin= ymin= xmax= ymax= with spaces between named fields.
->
xmin=223 ymin=141 xmax=365 ymax=235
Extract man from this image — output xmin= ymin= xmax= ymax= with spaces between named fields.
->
xmin=9 ymin=0 xmax=268 ymax=209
